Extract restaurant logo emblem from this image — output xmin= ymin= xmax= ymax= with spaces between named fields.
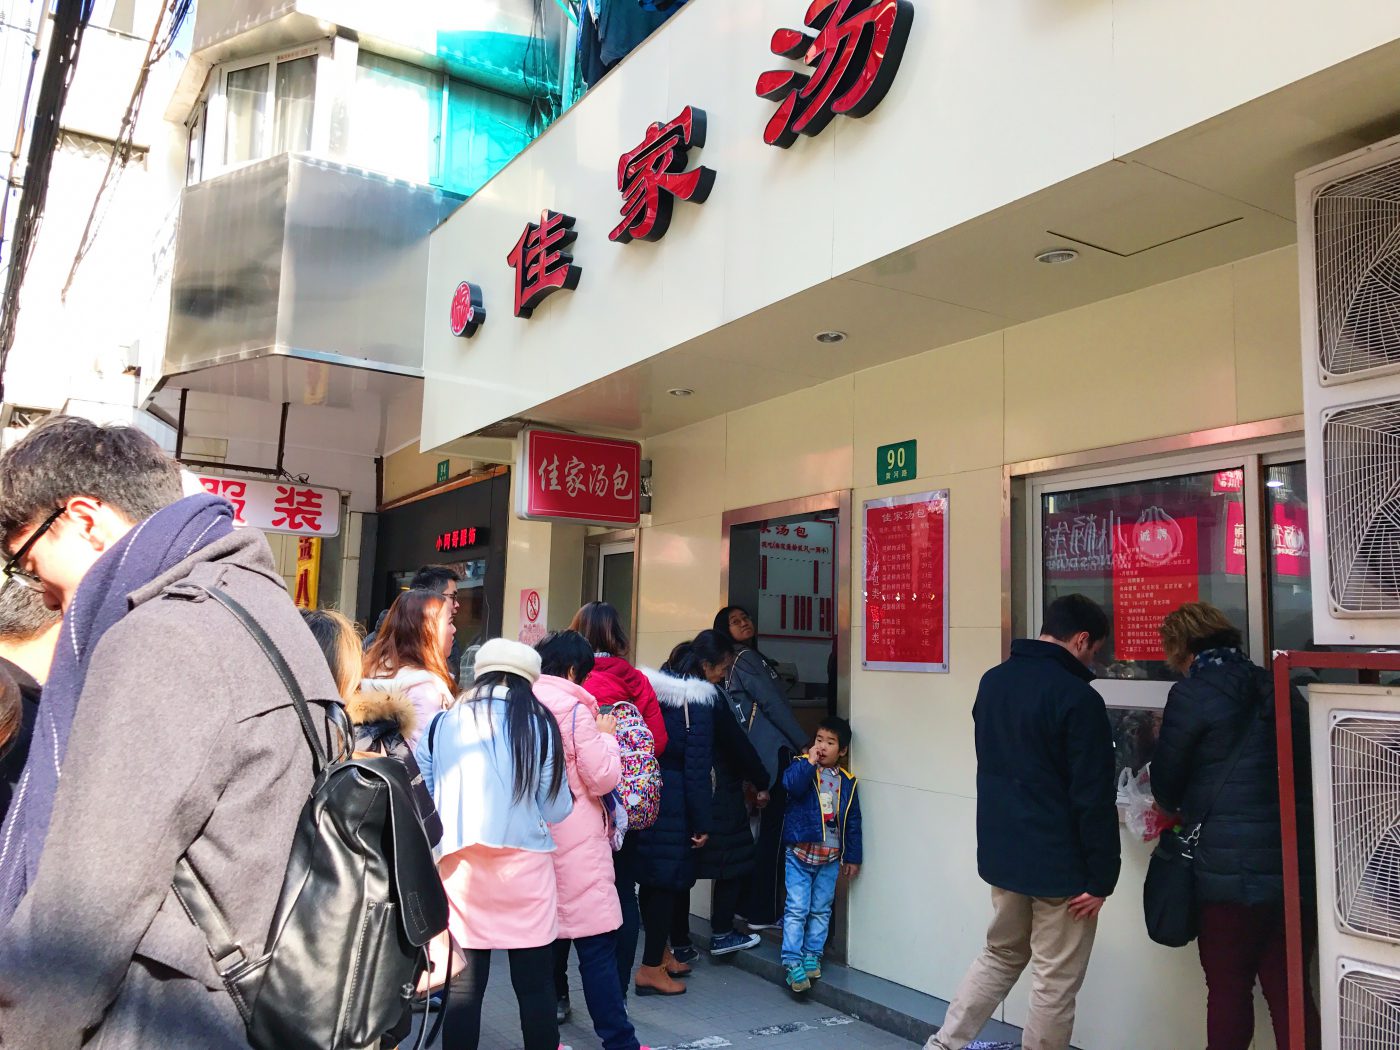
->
xmin=449 ymin=281 xmax=485 ymax=338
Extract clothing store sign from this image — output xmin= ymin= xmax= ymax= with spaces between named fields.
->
xmin=862 ymin=489 xmax=948 ymax=672
xmin=196 ymin=474 xmax=342 ymax=537
xmin=515 ymin=427 xmax=642 ymax=526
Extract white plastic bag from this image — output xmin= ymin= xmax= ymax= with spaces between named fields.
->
xmin=1117 ymin=763 xmax=1164 ymax=841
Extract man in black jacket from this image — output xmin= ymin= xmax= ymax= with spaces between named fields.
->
xmin=927 ymin=595 xmax=1119 ymax=1050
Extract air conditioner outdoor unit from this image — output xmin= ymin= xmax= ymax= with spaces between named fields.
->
xmin=1309 ymin=685 xmax=1400 ymax=1049
xmin=1297 ymin=137 xmax=1400 ymax=646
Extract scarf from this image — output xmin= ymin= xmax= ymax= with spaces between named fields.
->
xmin=0 ymin=494 xmax=234 ymax=924
xmin=1189 ymin=646 xmax=1252 ymax=676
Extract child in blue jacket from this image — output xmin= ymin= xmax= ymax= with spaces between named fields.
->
xmin=779 ymin=715 xmax=862 ymax=992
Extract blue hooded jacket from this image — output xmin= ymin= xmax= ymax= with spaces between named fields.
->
xmin=781 ymin=756 xmax=862 ymax=865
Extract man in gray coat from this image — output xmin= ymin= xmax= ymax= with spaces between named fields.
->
xmin=0 ymin=417 xmax=341 ymax=1050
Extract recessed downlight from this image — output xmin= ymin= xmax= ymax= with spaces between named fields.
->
xmin=668 ymin=387 xmax=694 ymax=398
xmin=1035 ymin=248 xmax=1079 ymax=265
xmin=815 ymin=330 xmax=847 ymax=344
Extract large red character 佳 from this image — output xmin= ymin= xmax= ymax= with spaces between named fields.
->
xmin=611 ymin=106 xmax=717 ymax=243
xmin=756 ymin=0 xmax=915 ymax=149
xmin=508 ymin=210 xmax=582 ymax=318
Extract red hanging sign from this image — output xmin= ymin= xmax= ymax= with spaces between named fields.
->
xmin=862 ymin=489 xmax=949 ymax=673
xmin=612 ymin=106 xmax=716 ymax=243
xmin=757 ymin=0 xmax=916 ymax=149
xmin=516 ymin=428 xmax=642 ymax=526
xmin=1112 ymin=511 xmax=1200 ymax=662
xmin=508 ymin=210 xmax=582 ymax=318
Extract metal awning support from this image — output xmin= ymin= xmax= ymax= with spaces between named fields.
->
xmin=173 ymin=388 xmax=292 ymax=478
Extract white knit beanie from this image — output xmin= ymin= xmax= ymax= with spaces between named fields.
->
xmin=473 ymin=637 xmax=542 ymax=684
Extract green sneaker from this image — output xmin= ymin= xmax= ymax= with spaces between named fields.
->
xmin=785 ymin=962 xmax=811 ymax=993
xmin=803 ymin=955 xmax=822 ymax=980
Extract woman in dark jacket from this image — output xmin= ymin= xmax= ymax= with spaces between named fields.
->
xmin=633 ymin=634 xmax=720 ymax=997
xmin=715 ymin=605 xmax=808 ymax=929
xmin=1151 ymin=602 xmax=1317 ymax=1050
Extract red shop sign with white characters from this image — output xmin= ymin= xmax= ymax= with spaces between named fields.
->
xmin=515 ymin=428 xmax=641 ymax=526
xmin=196 ymin=474 xmax=342 ymax=537
xmin=1112 ymin=509 xmax=1199 ymax=662
xmin=862 ymin=489 xmax=949 ymax=673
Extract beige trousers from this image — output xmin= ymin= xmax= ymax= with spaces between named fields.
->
xmin=926 ymin=887 xmax=1098 ymax=1050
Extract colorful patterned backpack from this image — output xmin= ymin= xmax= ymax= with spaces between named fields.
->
xmin=608 ymin=700 xmax=660 ymax=839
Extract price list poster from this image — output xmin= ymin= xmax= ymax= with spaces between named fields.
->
xmin=862 ymin=490 xmax=950 ymax=673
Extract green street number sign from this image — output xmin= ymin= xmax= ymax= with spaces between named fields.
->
xmin=877 ymin=439 xmax=916 ymax=485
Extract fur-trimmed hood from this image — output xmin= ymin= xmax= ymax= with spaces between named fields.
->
xmin=345 ymin=688 xmax=418 ymax=741
xmin=640 ymin=667 xmax=718 ymax=709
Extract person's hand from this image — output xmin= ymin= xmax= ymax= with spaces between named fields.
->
xmin=1067 ymin=893 xmax=1105 ymax=921
xmin=840 ymin=863 xmax=860 ymax=879
xmin=806 ymin=750 xmax=821 ymax=766
xmin=690 ymin=833 xmax=709 ymax=849
xmin=754 ymin=790 xmax=771 ymax=809
xmin=595 ymin=713 xmax=617 ymax=735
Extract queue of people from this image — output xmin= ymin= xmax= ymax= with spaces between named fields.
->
xmin=0 ymin=414 xmax=1320 ymax=1050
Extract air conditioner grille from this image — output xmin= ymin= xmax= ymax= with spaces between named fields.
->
xmin=1332 ymin=715 xmax=1400 ymax=941
xmin=1315 ymin=161 xmax=1400 ymax=379
xmin=1340 ymin=961 xmax=1400 ymax=1049
xmin=1321 ymin=401 xmax=1400 ymax=614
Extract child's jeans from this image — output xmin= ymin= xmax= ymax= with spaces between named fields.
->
xmin=782 ymin=848 xmax=840 ymax=965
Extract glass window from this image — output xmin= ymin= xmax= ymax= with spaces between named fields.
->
xmin=225 ymin=65 xmax=269 ymax=164
xmin=442 ymin=78 xmax=532 ymax=196
xmin=349 ymin=53 xmax=442 ymax=185
xmin=273 ymin=56 xmax=317 ymax=155
xmin=186 ymin=105 xmax=205 ymax=185
xmin=1040 ymin=468 xmax=1248 ymax=682
xmin=1267 ymin=461 xmax=1313 ymax=653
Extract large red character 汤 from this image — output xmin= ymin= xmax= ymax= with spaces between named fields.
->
xmin=508 ymin=210 xmax=583 ymax=318
xmin=756 ymin=0 xmax=915 ymax=149
xmin=611 ymin=106 xmax=717 ymax=244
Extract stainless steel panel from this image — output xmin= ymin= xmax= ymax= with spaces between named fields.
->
xmin=164 ymin=155 xmax=459 ymax=381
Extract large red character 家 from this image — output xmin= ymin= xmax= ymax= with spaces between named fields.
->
xmin=611 ymin=106 xmax=717 ymax=243
xmin=508 ymin=210 xmax=583 ymax=318
xmin=756 ymin=0 xmax=915 ymax=149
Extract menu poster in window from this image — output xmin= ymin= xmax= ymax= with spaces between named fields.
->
xmin=1224 ymin=501 xmax=1310 ymax=578
xmin=1112 ymin=511 xmax=1200 ymax=661
xmin=758 ymin=520 xmax=835 ymax=640
xmin=862 ymin=490 xmax=949 ymax=673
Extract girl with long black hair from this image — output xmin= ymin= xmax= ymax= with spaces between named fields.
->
xmin=417 ymin=638 xmax=572 ymax=1050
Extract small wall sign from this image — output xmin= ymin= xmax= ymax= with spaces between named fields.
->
xmin=876 ymin=439 xmax=916 ymax=485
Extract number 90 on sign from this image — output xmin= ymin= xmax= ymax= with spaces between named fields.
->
xmin=876 ymin=439 xmax=917 ymax=486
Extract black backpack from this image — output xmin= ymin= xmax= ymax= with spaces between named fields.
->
xmin=171 ymin=586 xmax=449 ymax=1050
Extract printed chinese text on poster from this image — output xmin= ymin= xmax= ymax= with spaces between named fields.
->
xmin=862 ymin=489 xmax=949 ymax=673
xmin=758 ymin=519 xmax=836 ymax=641
xmin=1112 ymin=512 xmax=1200 ymax=661
xmin=516 ymin=428 xmax=642 ymax=526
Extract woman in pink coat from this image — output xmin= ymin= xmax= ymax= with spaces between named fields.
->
xmin=535 ymin=630 xmax=652 ymax=1050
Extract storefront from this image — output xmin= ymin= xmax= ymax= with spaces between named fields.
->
xmin=371 ymin=469 xmax=512 ymax=653
xmin=413 ymin=2 xmax=1400 ymax=1046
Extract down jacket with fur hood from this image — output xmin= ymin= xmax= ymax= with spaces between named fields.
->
xmin=533 ymin=674 xmax=623 ymax=938
xmin=346 ymin=688 xmax=442 ymax=849
xmin=635 ymin=668 xmax=715 ymax=891
xmin=360 ymin=666 xmax=453 ymax=750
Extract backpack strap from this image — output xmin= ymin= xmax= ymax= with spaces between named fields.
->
xmin=427 ymin=710 xmax=447 ymax=754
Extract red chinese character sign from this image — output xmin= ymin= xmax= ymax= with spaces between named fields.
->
xmin=611 ymin=106 xmax=717 ymax=243
xmin=516 ymin=427 xmax=642 ymax=527
xmin=863 ymin=489 xmax=948 ymax=673
xmin=508 ymin=210 xmax=582 ymax=318
xmin=1112 ymin=509 xmax=1200 ymax=662
xmin=449 ymin=281 xmax=485 ymax=338
xmin=195 ymin=475 xmax=342 ymax=537
xmin=757 ymin=0 xmax=916 ymax=149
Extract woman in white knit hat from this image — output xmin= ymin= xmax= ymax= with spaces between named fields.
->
xmin=416 ymin=637 xmax=572 ymax=1050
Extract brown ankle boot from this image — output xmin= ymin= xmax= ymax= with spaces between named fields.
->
xmin=634 ymin=963 xmax=686 ymax=996
xmin=662 ymin=947 xmax=692 ymax=978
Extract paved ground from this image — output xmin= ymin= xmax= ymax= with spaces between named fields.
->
xmin=411 ymin=950 xmax=926 ymax=1049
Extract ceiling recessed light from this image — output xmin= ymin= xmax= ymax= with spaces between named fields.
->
xmin=1035 ymin=248 xmax=1079 ymax=265
xmin=815 ymin=330 xmax=847 ymax=344
xmin=668 ymin=387 xmax=694 ymax=397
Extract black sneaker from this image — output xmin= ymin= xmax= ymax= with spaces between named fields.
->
xmin=556 ymin=995 xmax=571 ymax=1024
xmin=671 ymin=945 xmax=699 ymax=965
xmin=709 ymin=931 xmax=762 ymax=956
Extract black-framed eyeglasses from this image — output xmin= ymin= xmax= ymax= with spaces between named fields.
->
xmin=2 ymin=507 xmax=64 ymax=593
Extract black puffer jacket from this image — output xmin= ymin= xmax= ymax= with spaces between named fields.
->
xmin=636 ymin=668 xmax=716 ymax=890
xmin=698 ymin=690 xmax=769 ymax=881
xmin=1151 ymin=652 xmax=1311 ymax=906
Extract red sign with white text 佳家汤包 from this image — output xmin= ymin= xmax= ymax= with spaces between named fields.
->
xmin=196 ymin=474 xmax=342 ymax=538
xmin=862 ymin=490 xmax=949 ymax=673
xmin=516 ymin=428 xmax=642 ymax=527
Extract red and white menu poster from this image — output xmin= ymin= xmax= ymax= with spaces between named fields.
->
xmin=862 ymin=490 xmax=949 ymax=673
xmin=1112 ymin=511 xmax=1199 ymax=662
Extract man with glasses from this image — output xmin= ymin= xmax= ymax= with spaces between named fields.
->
xmin=0 ymin=416 xmax=340 ymax=1049
xmin=406 ymin=565 xmax=464 ymax=680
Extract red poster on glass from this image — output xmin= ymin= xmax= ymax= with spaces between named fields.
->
xmin=1113 ymin=512 xmax=1200 ymax=662
xmin=862 ymin=490 xmax=949 ymax=673
xmin=516 ymin=427 xmax=642 ymax=526
xmin=1223 ymin=501 xmax=1310 ymax=578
